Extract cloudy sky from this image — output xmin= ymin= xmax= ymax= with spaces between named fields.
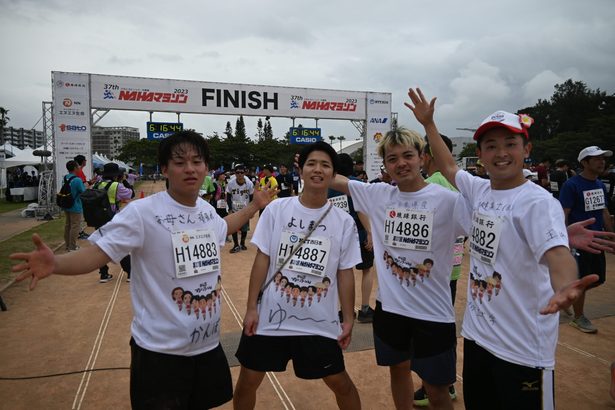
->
xmin=2 ymin=0 xmax=614 ymax=145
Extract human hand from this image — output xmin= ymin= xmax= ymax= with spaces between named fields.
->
xmin=337 ymin=321 xmax=353 ymax=350
xmin=540 ymin=274 xmax=599 ymax=314
xmin=242 ymin=308 xmax=260 ymax=336
xmin=404 ymin=88 xmax=437 ymax=126
xmin=568 ymin=218 xmax=615 ymax=254
xmin=253 ymin=185 xmax=278 ymax=209
xmin=10 ymin=234 xmax=56 ymax=290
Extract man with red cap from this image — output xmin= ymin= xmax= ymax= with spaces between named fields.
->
xmin=406 ymin=88 xmax=598 ymax=410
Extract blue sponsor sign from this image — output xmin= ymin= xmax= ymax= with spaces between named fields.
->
xmin=289 ymin=127 xmax=322 ymax=144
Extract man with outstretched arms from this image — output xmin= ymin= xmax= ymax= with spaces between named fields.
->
xmin=234 ymin=141 xmax=362 ymax=410
xmin=11 ymin=131 xmax=273 ymax=410
xmin=405 ymin=87 xmax=598 ymax=410
xmin=329 ymin=128 xmax=470 ymax=410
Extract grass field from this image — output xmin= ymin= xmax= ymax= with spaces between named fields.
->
xmin=0 ymin=216 xmax=65 ymax=285
xmin=0 ymin=199 xmax=36 ymax=214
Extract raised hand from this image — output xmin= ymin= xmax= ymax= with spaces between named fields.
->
xmin=404 ymin=88 xmax=437 ymax=126
xmin=568 ymin=218 xmax=615 ymax=254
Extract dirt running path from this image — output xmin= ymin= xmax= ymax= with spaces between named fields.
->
xmin=1 ymin=180 xmax=614 ymax=409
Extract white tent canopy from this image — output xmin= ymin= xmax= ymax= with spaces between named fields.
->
xmin=0 ymin=147 xmax=42 ymax=168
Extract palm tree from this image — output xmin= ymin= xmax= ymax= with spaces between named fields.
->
xmin=0 ymin=107 xmax=9 ymax=144
xmin=328 ymin=135 xmax=335 ymax=145
xmin=337 ymin=135 xmax=346 ymax=151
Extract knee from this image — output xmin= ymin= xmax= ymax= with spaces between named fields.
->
xmin=324 ymin=372 xmax=354 ymax=396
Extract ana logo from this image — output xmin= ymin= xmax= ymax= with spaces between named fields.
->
xmin=63 ymin=98 xmax=73 ymax=107
xmin=373 ymin=132 xmax=383 ymax=143
xmin=491 ymin=112 xmax=505 ymax=121
xmin=370 ymin=117 xmax=388 ymax=124
xmin=59 ymin=124 xmax=87 ymax=132
xmin=389 ymin=210 xmax=396 ymax=218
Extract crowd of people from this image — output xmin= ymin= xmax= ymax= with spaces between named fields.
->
xmin=9 ymin=88 xmax=615 ymax=409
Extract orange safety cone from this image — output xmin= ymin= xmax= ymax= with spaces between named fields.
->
xmin=139 ymin=191 xmax=144 ymax=199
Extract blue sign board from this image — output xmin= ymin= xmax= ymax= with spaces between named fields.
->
xmin=289 ymin=127 xmax=322 ymax=144
xmin=147 ymin=122 xmax=184 ymax=140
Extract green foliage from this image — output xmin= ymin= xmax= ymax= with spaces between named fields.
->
xmin=117 ymin=139 xmax=160 ymax=169
xmin=519 ymin=79 xmax=615 ymax=163
xmin=0 ymin=107 xmax=9 ymax=129
xmin=458 ymin=142 xmax=477 ymax=159
xmin=234 ymin=115 xmax=247 ymax=141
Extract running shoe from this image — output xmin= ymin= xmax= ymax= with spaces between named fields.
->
xmin=230 ymin=245 xmax=241 ymax=254
xmin=99 ymin=274 xmax=114 ymax=283
xmin=357 ymin=307 xmax=375 ymax=323
xmin=569 ymin=315 xmax=597 ymax=333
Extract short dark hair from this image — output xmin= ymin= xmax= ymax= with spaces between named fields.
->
xmin=337 ymin=153 xmax=354 ymax=177
xmin=424 ymin=134 xmax=453 ymax=156
xmin=297 ymin=141 xmax=339 ymax=174
xmin=158 ymin=131 xmax=210 ymax=167
xmin=66 ymin=160 xmax=78 ymax=172
xmin=74 ymin=155 xmax=86 ymax=165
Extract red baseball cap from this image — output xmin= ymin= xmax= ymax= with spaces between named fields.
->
xmin=473 ymin=111 xmax=533 ymax=141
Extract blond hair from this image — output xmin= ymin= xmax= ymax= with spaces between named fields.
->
xmin=377 ymin=126 xmax=425 ymax=159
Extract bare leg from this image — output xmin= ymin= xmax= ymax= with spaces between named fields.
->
xmin=572 ymin=291 xmax=586 ymax=318
xmin=389 ymin=361 xmax=412 ymax=410
xmin=423 ymin=381 xmax=453 ymax=410
xmin=322 ymin=370 xmax=361 ymax=410
xmin=233 ymin=366 xmax=266 ymax=410
xmin=360 ymin=268 xmax=374 ymax=307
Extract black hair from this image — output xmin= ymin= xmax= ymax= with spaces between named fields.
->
xmin=297 ymin=141 xmax=339 ymax=174
xmin=337 ymin=153 xmax=354 ymax=177
xmin=424 ymin=134 xmax=453 ymax=155
xmin=66 ymin=160 xmax=78 ymax=172
xmin=74 ymin=155 xmax=86 ymax=165
xmin=158 ymin=130 xmax=210 ymax=167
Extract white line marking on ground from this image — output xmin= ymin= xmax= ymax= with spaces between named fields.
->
xmin=221 ymin=285 xmax=296 ymax=410
xmin=72 ymin=270 xmax=124 ymax=409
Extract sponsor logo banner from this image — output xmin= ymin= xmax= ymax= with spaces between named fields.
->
xmin=90 ymin=74 xmax=368 ymax=120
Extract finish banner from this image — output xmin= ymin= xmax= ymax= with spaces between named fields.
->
xmin=89 ymin=73 xmax=367 ymax=120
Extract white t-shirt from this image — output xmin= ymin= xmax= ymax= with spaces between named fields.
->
xmin=455 ymin=170 xmax=569 ymax=368
xmin=349 ymin=180 xmax=469 ymax=323
xmin=226 ymin=178 xmax=254 ymax=212
xmin=89 ymin=191 xmax=228 ymax=356
xmin=252 ymin=197 xmax=361 ymax=340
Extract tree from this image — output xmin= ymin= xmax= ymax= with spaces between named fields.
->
xmin=256 ymin=118 xmax=264 ymax=141
xmin=235 ymin=115 xmax=247 ymax=141
xmin=224 ymin=121 xmax=233 ymax=139
xmin=519 ymin=79 xmax=609 ymax=140
xmin=458 ymin=142 xmax=477 ymax=159
xmin=0 ymin=107 xmax=9 ymax=144
xmin=337 ymin=135 xmax=346 ymax=151
xmin=118 ymin=139 xmax=160 ymax=169
xmin=0 ymin=107 xmax=9 ymax=129
xmin=264 ymin=116 xmax=273 ymax=140
xmin=328 ymin=135 xmax=335 ymax=145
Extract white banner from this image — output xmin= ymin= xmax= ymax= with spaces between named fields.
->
xmin=89 ymin=74 xmax=367 ymax=120
xmin=365 ymin=92 xmax=392 ymax=180
xmin=52 ymin=72 xmax=92 ymax=190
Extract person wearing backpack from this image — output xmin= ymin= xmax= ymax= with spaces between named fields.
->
xmin=61 ymin=160 xmax=86 ymax=252
xmin=92 ymin=163 xmax=133 ymax=283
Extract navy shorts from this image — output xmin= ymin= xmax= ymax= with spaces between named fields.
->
xmin=235 ymin=333 xmax=345 ymax=379
xmin=372 ymin=301 xmax=457 ymax=385
xmin=576 ymin=249 xmax=606 ymax=285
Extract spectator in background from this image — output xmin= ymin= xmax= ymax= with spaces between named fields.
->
xmin=550 ymin=159 xmax=572 ymax=199
xmin=275 ymin=163 xmax=294 ymax=198
xmin=559 ymin=146 xmax=613 ymax=333
xmin=62 ymin=160 xmax=86 ymax=252
xmin=534 ymin=157 xmax=552 ymax=191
